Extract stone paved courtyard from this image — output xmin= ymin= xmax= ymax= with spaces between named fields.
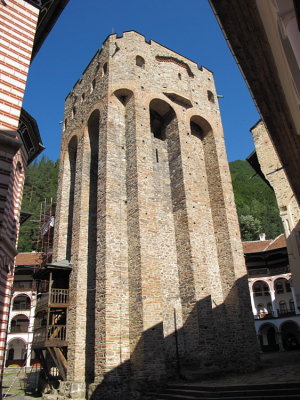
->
xmin=2 ymin=367 xmax=41 ymax=400
xmin=178 ymin=350 xmax=300 ymax=387
xmin=2 ymin=351 xmax=300 ymax=399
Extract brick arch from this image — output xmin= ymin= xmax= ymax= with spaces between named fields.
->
xmin=280 ymin=320 xmax=300 ymax=350
xmin=10 ymin=313 xmax=29 ymax=321
xmin=12 ymin=291 xmax=33 ymax=301
xmin=279 ymin=319 xmax=300 ymax=332
xmin=251 ymin=279 xmax=270 ymax=292
xmin=258 ymin=322 xmax=279 ymax=334
xmin=274 ymin=276 xmax=290 ymax=294
xmin=10 ymin=314 xmax=29 ymax=333
xmin=7 ymin=337 xmax=27 ymax=346
xmin=149 ymin=98 xmax=177 ymax=140
xmin=190 ymin=115 xmax=213 ymax=140
xmin=66 ymin=135 xmax=78 ymax=261
xmin=12 ymin=294 xmax=31 ymax=311
xmin=113 ymin=88 xmax=134 ymax=105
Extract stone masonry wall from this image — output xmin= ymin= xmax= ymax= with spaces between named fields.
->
xmin=53 ymin=31 xmax=259 ymax=399
xmin=251 ymin=120 xmax=300 ymax=307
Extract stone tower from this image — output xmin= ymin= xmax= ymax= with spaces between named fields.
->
xmin=53 ymin=31 xmax=259 ymax=399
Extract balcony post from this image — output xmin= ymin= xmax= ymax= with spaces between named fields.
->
xmin=270 ymin=290 xmax=278 ymax=317
xmin=26 ymin=342 xmax=31 ymax=367
xmin=291 ymin=286 xmax=300 ymax=314
xmin=276 ymin=332 xmax=284 ymax=352
xmin=249 ymin=284 xmax=257 ymax=316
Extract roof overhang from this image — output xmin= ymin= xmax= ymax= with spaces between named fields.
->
xmin=209 ymin=0 xmax=300 ymax=204
xmin=24 ymin=0 xmax=70 ymax=60
xmin=18 ymin=108 xmax=45 ymax=165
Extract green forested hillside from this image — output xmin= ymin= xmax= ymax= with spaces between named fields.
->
xmin=18 ymin=156 xmax=59 ymax=252
xmin=17 ymin=158 xmax=283 ymax=252
xmin=229 ymin=160 xmax=283 ymax=240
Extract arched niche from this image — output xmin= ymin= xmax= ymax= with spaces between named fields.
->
xmin=88 ymin=110 xmax=100 ymax=155
xmin=7 ymin=338 xmax=27 ymax=362
xmin=252 ymin=280 xmax=270 ymax=296
xmin=10 ymin=314 xmax=29 ymax=333
xmin=12 ymin=294 xmax=30 ymax=311
xmin=66 ymin=135 xmax=78 ymax=260
xmin=274 ymin=277 xmax=291 ymax=294
xmin=280 ymin=320 xmax=300 ymax=350
xmin=190 ymin=115 xmax=212 ymax=140
xmin=149 ymin=98 xmax=176 ymax=140
xmin=114 ymin=88 xmax=133 ymax=105
xmin=85 ymin=109 xmax=100 ymax=383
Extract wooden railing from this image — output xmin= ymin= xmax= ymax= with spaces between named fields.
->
xmin=33 ymin=325 xmax=67 ymax=345
xmin=36 ymin=289 xmax=69 ymax=309
xmin=48 ymin=325 xmax=67 ymax=341
xmin=50 ymin=289 xmax=69 ymax=304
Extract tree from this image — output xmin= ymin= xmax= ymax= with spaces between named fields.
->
xmin=18 ymin=156 xmax=59 ymax=252
xmin=230 ymin=160 xmax=283 ymax=240
xmin=239 ymin=214 xmax=262 ymax=241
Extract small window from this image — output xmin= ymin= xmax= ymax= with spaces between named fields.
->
xmin=150 ymin=110 xmax=165 ymax=140
xmin=267 ymin=302 xmax=273 ymax=314
xmin=63 ymin=119 xmax=67 ymax=132
xmin=81 ymin=93 xmax=85 ymax=103
xmin=178 ymin=73 xmax=182 ymax=80
xmin=91 ymin=79 xmax=96 ymax=93
xmin=286 ymin=281 xmax=292 ymax=292
xmin=263 ymin=284 xmax=270 ymax=296
xmin=253 ymin=282 xmax=262 ymax=297
xmin=276 ymin=281 xmax=284 ymax=294
xmin=136 ymin=56 xmax=145 ymax=68
xmin=207 ymin=90 xmax=215 ymax=103
xmin=72 ymin=107 xmax=76 ymax=119
xmin=102 ymin=62 xmax=108 ymax=76
xmin=17 ymin=161 xmax=22 ymax=172
xmin=279 ymin=300 xmax=287 ymax=313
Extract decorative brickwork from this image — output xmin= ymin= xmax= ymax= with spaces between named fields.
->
xmin=53 ymin=31 xmax=259 ymax=399
xmin=0 ymin=0 xmax=39 ymax=376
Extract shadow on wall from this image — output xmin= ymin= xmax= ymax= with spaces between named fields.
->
xmin=87 ymin=275 xmax=260 ymax=400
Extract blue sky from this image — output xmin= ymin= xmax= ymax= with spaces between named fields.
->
xmin=23 ymin=0 xmax=259 ymax=162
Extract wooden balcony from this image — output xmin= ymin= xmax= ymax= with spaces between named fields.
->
xmin=32 ymin=324 xmax=67 ymax=348
xmin=36 ymin=288 xmax=69 ymax=311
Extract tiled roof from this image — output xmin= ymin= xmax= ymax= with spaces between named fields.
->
xmin=15 ymin=252 xmax=43 ymax=266
xmin=266 ymin=234 xmax=286 ymax=251
xmin=243 ymin=234 xmax=286 ymax=254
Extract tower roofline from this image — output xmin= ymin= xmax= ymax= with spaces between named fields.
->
xmin=65 ymin=30 xmax=213 ymax=100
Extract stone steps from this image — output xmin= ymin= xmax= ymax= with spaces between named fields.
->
xmin=151 ymin=382 xmax=300 ymax=400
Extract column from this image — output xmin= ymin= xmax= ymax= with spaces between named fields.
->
xmin=269 ymin=279 xmax=278 ymax=317
xmin=276 ymin=332 xmax=284 ymax=352
xmin=291 ymin=286 xmax=300 ymax=314
xmin=26 ymin=342 xmax=31 ymax=367
xmin=249 ymin=285 xmax=257 ymax=317
xmin=270 ymin=289 xmax=278 ymax=317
